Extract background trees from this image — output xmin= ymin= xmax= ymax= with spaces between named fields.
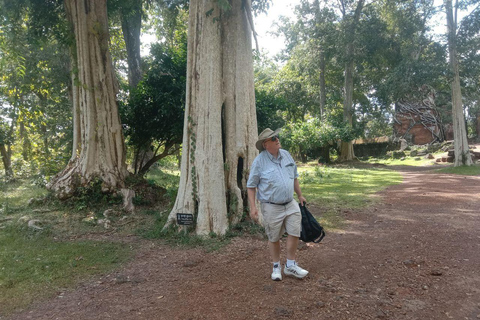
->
xmin=1 ymin=0 xmax=479 ymax=216
xmin=0 ymin=0 xmax=71 ymax=180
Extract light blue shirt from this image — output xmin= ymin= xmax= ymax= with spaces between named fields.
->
xmin=247 ymin=149 xmax=299 ymax=204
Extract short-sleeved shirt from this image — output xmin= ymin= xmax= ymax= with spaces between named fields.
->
xmin=247 ymin=149 xmax=299 ymax=204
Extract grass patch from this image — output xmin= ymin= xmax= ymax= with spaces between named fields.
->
xmin=146 ymin=167 xmax=180 ymax=203
xmin=0 ymin=225 xmax=131 ymax=316
xmin=298 ymin=164 xmax=402 ymax=230
xmin=136 ymin=208 xmax=244 ymax=252
xmin=0 ymin=179 xmax=48 ymax=215
xmin=434 ymin=164 xmax=480 ymax=175
xmin=141 ymin=164 xmax=402 ymax=239
xmin=364 ymin=154 xmax=445 ymax=166
xmin=0 ymin=178 xmax=136 ymax=316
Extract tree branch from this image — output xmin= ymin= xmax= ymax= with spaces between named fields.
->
xmin=243 ymin=0 xmax=259 ymax=52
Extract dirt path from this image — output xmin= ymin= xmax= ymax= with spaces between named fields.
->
xmin=7 ymin=169 xmax=480 ymax=320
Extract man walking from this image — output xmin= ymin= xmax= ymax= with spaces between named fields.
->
xmin=247 ymin=128 xmax=308 ymax=281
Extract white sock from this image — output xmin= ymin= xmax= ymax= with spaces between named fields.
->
xmin=273 ymin=261 xmax=280 ymax=269
xmin=286 ymin=259 xmax=296 ymax=268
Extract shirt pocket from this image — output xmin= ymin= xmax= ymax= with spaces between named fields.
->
xmin=285 ymin=163 xmax=295 ymax=179
xmin=263 ymin=168 xmax=276 ymax=185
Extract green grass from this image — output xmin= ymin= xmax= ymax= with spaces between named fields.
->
xmin=434 ymin=164 xmax=480 ymax=175
xmin=0 ymin=225 xmax=131 ymax=316
xmin=0 ymin=179 xmax=48 ymax=214
xmin=146 ymin=167 xmax=181 ymax=202
xmin=136 ymin=208 xmax=266 ymax=252
xmin=298 ymin=164 xmax=402 ymax=230
xmin=364 ymin=153 xmax=446 ymax=166
xmin=0 ymin=179 xmax=133 ymax=316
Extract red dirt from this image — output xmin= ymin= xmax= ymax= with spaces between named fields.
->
xmin=6 ymin=168 xmax=480 ymax=320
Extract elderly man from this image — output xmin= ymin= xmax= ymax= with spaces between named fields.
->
xmin=247 ymin=128 xmax=308 ymax=281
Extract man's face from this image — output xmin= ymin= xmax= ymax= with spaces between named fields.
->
xmin=263 ymin=135 xmax=281 ymax=152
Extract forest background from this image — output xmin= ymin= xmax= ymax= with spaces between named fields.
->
xmin=1 ymin=0 xmax=480 ymax=228
xmin=1 ymin=0 xmax=480 ymax=182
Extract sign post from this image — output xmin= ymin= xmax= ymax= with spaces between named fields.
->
xmin=176 ymin=213 xmax=194 ymax=226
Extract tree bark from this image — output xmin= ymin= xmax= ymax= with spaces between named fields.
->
xmin=0 ymin=144 xmax=13 ymax=177
xmin=476 ymin=111 xmax=480 ymax=142
xmin=339 ymin=0 xmax=364 ymax=162
xmin=165 ymin=0 xmax=258 ymax=236
xmin=319 ymin=49 xmax=326 ymax=117
xmin=47 ymin=0 xmax=128 ymax=198
xmin=121 ymin=0 xmax=142 ymax=88
xmin=314 ymin=0 xmax=326 ymax=117
xmin=445 ymin=0 xmax=472 ymax=166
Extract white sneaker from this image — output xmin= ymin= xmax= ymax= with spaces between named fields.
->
xmin=271 ymin=267 xmax=282 ymax=281
xmin=284 ymin=264 xmax=308 ymax=279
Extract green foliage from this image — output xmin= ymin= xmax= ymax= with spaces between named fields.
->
xmin=280 ymin=115 xmax=359 ymax=162
xmin=62 ymin=178 xmax=122 ymax=212
xmin=121 ymin=38 xmax=186 ymax=173
xmin=255 ymin=88 xmax=286 ymax=132
xmin=0 ymin=0 xmax=72 ymax=179
xmin=457 ymin=8 xmax=480 ymax=138
xmin=251 ymin=0 xmax=272 ymax=15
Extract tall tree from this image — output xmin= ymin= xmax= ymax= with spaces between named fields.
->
xmin=113 ymin=0 xmax=143 ymax=88
xmin=445 ymin=0 xmax=473 ymax=166
xmin=338 ymin=0 xmax=365 ymax=161
xmin=164 ymin=0 xmax=258 ymax=236
xmin=47 ymin=0 xmax=129 ymax=198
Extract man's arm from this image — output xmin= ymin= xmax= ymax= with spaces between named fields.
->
xmin=294 ymin=178 xmax=307 ymax=206
xmin=247 ymin=187 xmax=258 ymax=221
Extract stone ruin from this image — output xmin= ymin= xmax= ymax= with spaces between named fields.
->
xmin=393 ymin=87 xmax=445 ymax=145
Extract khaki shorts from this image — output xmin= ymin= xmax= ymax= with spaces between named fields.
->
xmin=261 ymin=200 xmax=301 ymax=242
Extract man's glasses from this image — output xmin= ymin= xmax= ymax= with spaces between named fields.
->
xmin=270 ymin=135 xmax=279 ymax=142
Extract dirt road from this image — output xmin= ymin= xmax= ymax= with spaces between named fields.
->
xmin=7 ymin=169 xmax=480 ymax=320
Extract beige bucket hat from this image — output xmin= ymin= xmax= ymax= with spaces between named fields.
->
xmin=255 ymin=128 xmax=282 ymax=151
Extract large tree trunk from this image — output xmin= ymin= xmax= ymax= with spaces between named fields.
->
xmin=121 ymin=0 xmax=142 ymax=89
xmin=445 ymin=0 xmax=472 ymax=166
xmin=339 ymin=0 xmax=364 ymax=162
xmin=47 ymin=0 xmax=128 ymax=198
xmin=165 ymin=0 xmax=258 ymax=236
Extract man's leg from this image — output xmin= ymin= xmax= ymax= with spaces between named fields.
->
xmin=269 ymin=240 xmax=282 ymax=281
xmin=286 ymin=235 xmax=299 ymax=260
xmin=269 ymin=240 xmax=281 ymax=262
xmin=284 ymin=235 xmax=308 ymax=279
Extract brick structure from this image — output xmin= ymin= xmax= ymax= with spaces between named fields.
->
xmin=393 ymin=90 xmax=445 ymax=145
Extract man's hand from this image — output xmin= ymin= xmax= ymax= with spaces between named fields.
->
xmin=247 ymin=188 xmax=258 ymax=222
xmin=298 ymin=195 xmax=307 ymax=206
xmin=294 ymin=179 xmax=306 ymax=206
xmin=249 ymin=206 xmax=259 ymax=222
